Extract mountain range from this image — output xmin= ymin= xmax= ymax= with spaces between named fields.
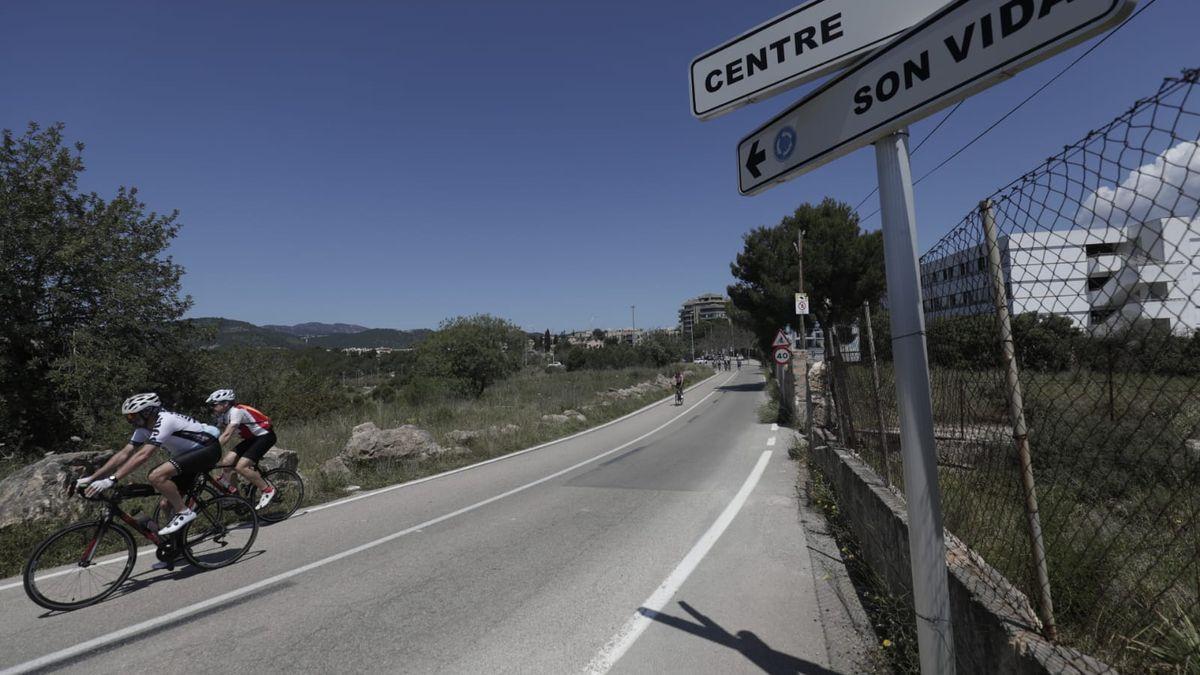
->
xmin=192 ymin=318 xmax=432 ymax=350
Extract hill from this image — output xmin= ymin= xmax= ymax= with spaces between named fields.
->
xmin=262 ymin=322 xmax=369 ymax=336
xmin=192 ymin=318 xmax=432 ymax=350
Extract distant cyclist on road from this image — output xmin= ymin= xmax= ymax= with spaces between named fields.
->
xmin=76 ymin=393 xmax=222 ymax=535
xmin=673 ymin=370 xmax=685 ymax=405
xmin=206 ymin=389 xmax=277 ymax=510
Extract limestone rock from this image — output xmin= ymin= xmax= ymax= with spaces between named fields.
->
xmin=319 ymin=456 xmax=353 ymax=482
xmin=343 ymin=422 xmax=445 ymax=464
xmin=0 ymin=450 xmax=115 ymax=530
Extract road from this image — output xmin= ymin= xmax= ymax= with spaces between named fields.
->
xmin=0 ymin=367 xmax=872 ymax=674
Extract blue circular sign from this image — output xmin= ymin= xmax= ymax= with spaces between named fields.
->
xmin=773 ymin=126 xmax=796 ymax=162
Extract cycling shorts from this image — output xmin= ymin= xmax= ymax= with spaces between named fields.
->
xmin=164 ymin=441 xmax=221 ymax=492
xmin=233 ymin=430 xmax=277 ymax=463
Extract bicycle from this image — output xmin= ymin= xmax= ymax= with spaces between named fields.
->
xmin=22 ymin=472 xmax=259 ymax=611
xmin=153 ymin=460 xmax=304 ymax=525
xmin=674 ymin=386 xmax=684 ymax=406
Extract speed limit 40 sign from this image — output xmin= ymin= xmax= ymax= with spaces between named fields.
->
xmin=773 ymin=347 xmax=791 ymax=365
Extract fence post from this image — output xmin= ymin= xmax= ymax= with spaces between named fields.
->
xmin=863 ymin=301 xmax=893 ymax=486
xmin=959 ymin=376 xmax=966 ymax=440
xmin=980 ymin=198 xmax=1058 ymax=640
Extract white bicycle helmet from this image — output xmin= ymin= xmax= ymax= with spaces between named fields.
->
xmin=121 ymin=393 xmax=161 ymax=415
xmin=206 ymin=389 xmax=236 ymax=404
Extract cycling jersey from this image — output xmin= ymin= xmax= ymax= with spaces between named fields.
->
xmin=130 ymin=411 xmax=220 ymax=458
xmin=218 ymin=404 xmax=273 ymax=440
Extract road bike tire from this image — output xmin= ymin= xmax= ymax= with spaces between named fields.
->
xmin=23 ymin=520 xmax=137 ymax=611
xmin=250 ymin=468 xmax=305 ymax=523
xmin=151 ymin=482 xmax=223 ymax=528
xmin=181 ymin=494 xmax=258 ymax=570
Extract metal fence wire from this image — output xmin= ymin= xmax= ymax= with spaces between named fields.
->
xmin=828 ymin=68 xmax=1200 ymax=673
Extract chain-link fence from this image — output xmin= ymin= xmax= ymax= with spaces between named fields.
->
xmin=826 ymin=68 xmax=1200 ymax=672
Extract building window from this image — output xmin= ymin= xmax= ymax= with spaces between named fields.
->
xmin=977 ymin=256 xmax=986 ymax=271
xmin=1152 ymin=318 xmax=1171 ymax=331
xmin=1086 ymin=242 xmax=1118 ymax=256
xmin=1087 ymin=275 xmax=1112 ymax=291
xmin=1148 ymin=281 xmax=1169 ymax=300
xmin=1090 ymin=309 xmax=1115 ymax=324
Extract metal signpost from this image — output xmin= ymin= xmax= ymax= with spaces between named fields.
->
xmin=703 ymin=1 xmax=1138 ymax=672
xmin=690 ymin=0 xmax=949 ymax=120
xmin=737 ymin=0 xmax=1137 ymax=194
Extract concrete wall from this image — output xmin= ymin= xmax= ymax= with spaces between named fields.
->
xmin=807 ymin=440 xmax=1113 ymax=674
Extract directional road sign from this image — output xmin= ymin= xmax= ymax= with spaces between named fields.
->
xmin=690 ymin=0 xmax=949 ymax=120
xmin=737 ymin=0 xmax=1137 ymax=195
xmin=773 ymin=347 xmax=792 ymax=365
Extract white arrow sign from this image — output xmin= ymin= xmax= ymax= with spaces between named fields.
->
xmin=690 ymin=0 xmax=950 ymax=121
xmin=738 ymin=0 xmax=1136 ymax=195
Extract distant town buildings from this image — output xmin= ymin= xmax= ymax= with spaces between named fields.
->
xmin=678 ymin=293 xmax=729 ymax=333
xmin=920 ymin=217 xmax=1200 ymax=334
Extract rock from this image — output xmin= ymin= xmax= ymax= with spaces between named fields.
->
xmin=489 ymin=423 xmax=520 ymax=435
xmin=319 ymin=456 xmax=353 ymax=482
xmin=0 ymin=450 xmax=115 ymax=531
xmin=342 ymin=422 xmax=445 ymax=464
xmin=446 ymin=429 xmax=483 ymax=445
xmin=563 ymin=410 xmax=587 ymax=423
xmin=260 ymin=448 xmax=299 ymax=472
xmin=541 ymin=414 xmax=570 ymax=424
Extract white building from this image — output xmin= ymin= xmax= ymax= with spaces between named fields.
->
xmin=921 ymin=217 xmax=1200 ymax=335
xmin=678 ymin=293 xmax=728 ymax=334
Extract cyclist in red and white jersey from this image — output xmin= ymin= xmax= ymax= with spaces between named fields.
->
xmin=76 ymin=393 xmax=222 ymax=535
xmin=206 ymin=389 xmax=277 ymax=510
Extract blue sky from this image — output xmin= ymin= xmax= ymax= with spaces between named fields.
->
xmin=2 ymin=0 xmax=1195 ymax=332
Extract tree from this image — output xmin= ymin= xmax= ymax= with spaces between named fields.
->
xmin=414 ymin=314 xmax=527 ymax=397
xmin=728 ymin=198 xmax=885 ymax=356
xmin=1 ymin=123 xmax=202 ymax=451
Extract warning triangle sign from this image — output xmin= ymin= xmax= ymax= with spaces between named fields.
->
xmin=772 ymin=329 xmax=790 ymax=348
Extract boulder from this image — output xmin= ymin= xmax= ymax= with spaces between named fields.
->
xmin=319 ymin=456 xmax=353 ymax=482
xmin=260 ymin=447 xmax=299 ymax=472
xmin=563 ymin=410 xmax=587 ymax=423
xmin=0 ymin=450 xmax=115 ymax=531
xmin=541 ymin=414 xmax=570 ymax=424
xmin=489 ymin=423 xmax=521 ymax=435
xmin=343 ymin=422 xmax=445 ymax=464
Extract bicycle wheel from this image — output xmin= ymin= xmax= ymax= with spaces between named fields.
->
xmin=251 ymin=468 xmax=305 ymax=523
xmin=151 ymin=482 xmax=223 ymax=528
xmin=23 ymin=521 xmax=137 ymax=611
xmin=181 ymin=494 xmax=258 ymax=570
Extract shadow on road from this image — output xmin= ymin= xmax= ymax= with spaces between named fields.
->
xmin=37 ymin=549 xmax=269 ymax=618
xmin=717 ymin=382 xmax=765 ymax=393
xmin=638 ymin=601 xmax=837 ymax=675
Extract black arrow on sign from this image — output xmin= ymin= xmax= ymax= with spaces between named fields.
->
xmin=745 ymin=140 xmax=766 ymax=179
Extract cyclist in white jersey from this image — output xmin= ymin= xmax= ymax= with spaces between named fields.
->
xmin=76 ymin=393 xmax=222 ymax=535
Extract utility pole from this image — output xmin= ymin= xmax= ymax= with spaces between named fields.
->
xmin=631 ymin=305 xmax=636 ymax=343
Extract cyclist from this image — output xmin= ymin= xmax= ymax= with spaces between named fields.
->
xmin=206 ymin=389 xmax=276 ymax=510
xmin=76 ymin=393 xmax=221 ymax=536
xmin=673 ymin=370 xmax=685 ymax=404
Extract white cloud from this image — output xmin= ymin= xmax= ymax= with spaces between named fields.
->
xmin=1074 ymin=138 xmax=1200 ymax=228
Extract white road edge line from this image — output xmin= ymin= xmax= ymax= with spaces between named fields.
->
xmin=767 ymin=436 xmax=777 ymax=446
xmin=582 ymin=450 xmax=774 ymax=675
xmin=0 ymin=370 xmax=733 ymax=593
xmin=1 ymin=372 xmax=741 ymax=675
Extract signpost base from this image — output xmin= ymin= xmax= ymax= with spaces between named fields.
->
xmin=874 ymin=129 xmax=956 ymax=675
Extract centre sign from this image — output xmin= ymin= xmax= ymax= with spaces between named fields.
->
xmin=690 ymin=0 xmax=950 ymax=120
xmin=737 ymin=0 xmax=1137 ymax=195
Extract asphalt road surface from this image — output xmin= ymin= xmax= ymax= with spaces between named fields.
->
xmin=0 ymin=367 xmax=871 ymax=674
